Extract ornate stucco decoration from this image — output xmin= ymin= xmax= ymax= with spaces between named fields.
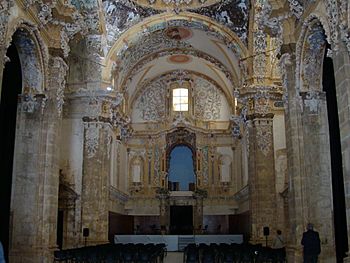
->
xmin=103 ymin=0 xmax=248 ymax=43
xmin=194 ymin=78 xmax=222 ymax=120
xmin=324 ymin=0 xmax=339 ymax=52
xmin=339 ymin=0 xmax=350 ymax=54
xmin=301 ymin=22 xmax=327 ymax=91
xmin=255 ymin=120 xmax=272 ymax=156
xmin=279 ymin=53 xmax=292 ymax=106
xmin=123 ymin=48 xmax=235 ymax=89
xmin=0 ymin=0 xmax=14 ymax=47
xmin=48 ymin=56 xmax=69 ymax=117
xmin=136 ymin=78 xmax=167 ymax=122
xmin=287 ymin=0 xmax=304 ymax=19
xmin=230 ymin=115 xmax=242 ymax=138
xmin=134 ymin=72 xmax=224 ymax=123
xmin=301 ymin=91 xmax=326 ymax=114
xmin=84 ymin=122 xmax=100 ymax=158
xmin=190 ymin=0 xmax=248 ymax=43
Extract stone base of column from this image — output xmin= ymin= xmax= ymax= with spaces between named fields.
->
xmin=9 ymin=247 xmax=55 ymax=263
xmin=343 ymin=256 xmax=350 ymax=263
xmin=286 ymin=246 xmax=303 ymax=263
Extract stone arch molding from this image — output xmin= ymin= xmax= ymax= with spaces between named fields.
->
xmin=4 ymin=20 xmax=49 ymax=94
xmin=296 ymin=15 xmax=330 ymax=93
xmin=101 ymin=12 xmax=249 ymax=87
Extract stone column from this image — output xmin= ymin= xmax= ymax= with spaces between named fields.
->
xmin=9 ymin=56 xmax=67 ymax=263
xmin=332 ymin=44 xmax=350 ymax=261
xmin=81 ymin=120 xmax=112 ymax=245
xmin=280 ymin=53 xmax=305 ymax=262
xmin=157 ymin=192 xmax=170 ymax=234
xmin=299 ymin=91 xmax=335 ymax=262
xmin=193 ymin=192 xmax=205 ymax=234
xmin=281 ymin=52 xmax=336 ymax=262
xmin=247 ymin=113 xmax=276 ymax=245
xmin=0 ymin=1 xmax=12 ymax=94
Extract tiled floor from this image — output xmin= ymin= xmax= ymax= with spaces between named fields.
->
xmin=164 ymin=252 xmax=184 ymax=263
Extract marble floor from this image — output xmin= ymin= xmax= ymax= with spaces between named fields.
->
xmin=164 ymin=252 xmax=184 ymax=263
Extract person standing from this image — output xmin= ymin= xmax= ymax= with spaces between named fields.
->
xmin=301 ymin=223 xmax=321 ymax=263
xmin=272 ymin=230 xmax=286 ymax=260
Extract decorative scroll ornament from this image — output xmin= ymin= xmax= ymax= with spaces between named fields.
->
xmin=230 ymin=115 xmax=241 ymax=138
xmin=303 ymin=91 xmax=323 ymax=113
xmin=84 ymin=123 xmax=100 ymax=158
xmin=49 ymin=57 xmax=68 ymax=117
xmin=194 ymin=78 xmax=222 ymax=120
xmin=256 ymin=122 xmax=272 ymax=156
xmin=339 ymin=0 xmax=350 ymax=54
xmin=324 ymin=0 xmax=339 ymax=51
xmin=136 ymin=78 xmax=167 ymax=122
xmin=301 ymin=23 xmax=327 ymax=91
xmin=105 ymin=129 xmax=112 ymax=159
xmin=287 ymin=0 xmax=304 ymax=19
xmin=279 ymin=53 xmax=292 ymax=106
xmin=254 ymin=91 xmax=271 ymax=116
xmin=21 ymin=93 xmax=37 ymax=113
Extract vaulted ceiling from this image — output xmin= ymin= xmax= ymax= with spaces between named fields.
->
xmin=100 ymin=0 xmax=249 ymax=114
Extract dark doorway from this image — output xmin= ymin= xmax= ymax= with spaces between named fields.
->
xmin=57 ymin=210 xmax=64 ymax=250
xmin=170 ymin=206 xmax=193 ymax=234
xmin=323 ymin=46 xmax=349 ymax=262
xmin=168 ymin=146 xmax=195 ymax=191
xmin=0 ymin=42 xmax=22 ymax=260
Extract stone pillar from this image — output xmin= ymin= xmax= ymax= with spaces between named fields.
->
xmin=299 ymin=91 xmax=335 ymax=262
xmin=193 ymin=193 xmax=204 ymax=234
xmin=81 ymin=120 xmax=112 ymax=245
xmin=9 ymin=56 xmax=67 ymax=263
xmin=157 ymin=192 xmax=170 ymax=234
xmin=247 ymin=113 xmax=276 ymax=245
xmin=332 ymin=44 xmax=350 ymax=260
xmin=280 ymin=53 xmax=305 ymax=262
xmin=281 ymin=51 xmax=336 ymax=262
xmin=0 ymin=1 xmax=12 ymax=94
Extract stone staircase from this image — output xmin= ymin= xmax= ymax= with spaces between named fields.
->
xmin=178 ymin=235 xmax=195 ymax=251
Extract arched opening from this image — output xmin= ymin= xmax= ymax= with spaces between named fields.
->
xmin=322 ymin=45 xmax=349 ymax=261
xmin=168 ymin=145 xmax=195 ymax=191
xmin=0 ymin=42 xmax=22 ymax=260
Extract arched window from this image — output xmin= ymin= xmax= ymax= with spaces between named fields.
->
xmin=168 ymin=145 xmax=195 ymax=191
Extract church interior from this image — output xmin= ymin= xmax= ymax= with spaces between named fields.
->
xmin=1 ymin=0 xmax=350 ymax=262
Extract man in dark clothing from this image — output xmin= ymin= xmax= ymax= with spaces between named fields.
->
xmin=301 ymin=223 xmax=321 ymax=263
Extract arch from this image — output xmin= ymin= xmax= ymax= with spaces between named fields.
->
xmin=4 ymin=20 xmax=48 ymax=94
xmin=296 ymin=16 xmax=329 ymax=92
xmin=129 ymin=69 xmax=234 ymax=116
xmin=101 ymin=12 xmax=249 ymax=85
xmin=0 ymin=39 xmax=22 ymax=261
xmin=166 ymin=128 xmax=196 ymax=184
xmin=168 ymin=145 xmax=196 ymax=191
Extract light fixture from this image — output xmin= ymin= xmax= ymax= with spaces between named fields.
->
xmin=107 ymin=86 xmax=112 ymax=91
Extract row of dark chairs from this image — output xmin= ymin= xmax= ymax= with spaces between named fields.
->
xmin=183 ymin=243 xmax=286 ymax=263
xmin=53 ymin=243 xmax=167 ymax=263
